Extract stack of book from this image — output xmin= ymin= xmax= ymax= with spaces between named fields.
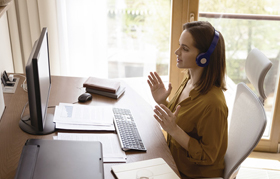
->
xmin=83 ymin=77 xmax=125 ymax=99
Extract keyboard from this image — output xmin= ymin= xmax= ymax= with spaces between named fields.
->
xmin=113 ymin=108 xmax=146 ymax=151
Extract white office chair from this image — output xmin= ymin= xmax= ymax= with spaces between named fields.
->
xmin=196 ymin=48 xmax=272 ymax=179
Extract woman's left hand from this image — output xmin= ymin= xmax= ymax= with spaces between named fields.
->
xmin=154 ymin=104 xmax=181 ymax=135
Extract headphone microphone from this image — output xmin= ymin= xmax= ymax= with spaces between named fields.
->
xmin=196 ymin=29 xmax=220 ymax=67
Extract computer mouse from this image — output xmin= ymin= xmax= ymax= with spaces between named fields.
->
xmin=78 ymin=93 xmax=92 ymax=102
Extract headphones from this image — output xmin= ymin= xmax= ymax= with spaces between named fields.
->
xmin=196 ymin=29 xmax=220 ymax=67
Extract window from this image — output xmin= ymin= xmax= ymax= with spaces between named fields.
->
xmin=56 ymin=0 xmax=171 ymax=79
xmin=169 ymin=0 xmax=280 ymax=152
xmin=199 ymin=0 xmax=280 ymax=152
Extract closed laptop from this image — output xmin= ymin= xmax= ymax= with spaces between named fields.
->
xmin=15 ymin=139 xmax=104 ymax=179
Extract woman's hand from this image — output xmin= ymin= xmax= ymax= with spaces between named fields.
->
xmin=154 ymin=104 xmax=190 ymax=151
xmin=147 ymin=72 xmax=172 ymax=105
xmin=153 ymin=104 xmax=181 ymax=135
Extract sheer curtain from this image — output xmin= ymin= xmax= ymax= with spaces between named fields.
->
xmin=10 ymin=0 xmax=171 ymax=81
xmin=55 ymin=0 xmax=172 ymax=79
xmin=9 ymin=0 xmax=107 ymax=77
xmin=56 ymin=0 xmax=108 ymax=78
xmin=9 ymin=0 xmax=60 ymax=75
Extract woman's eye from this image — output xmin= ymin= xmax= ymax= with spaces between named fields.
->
xmin=178 ymin=44 xmax=189 ymax=51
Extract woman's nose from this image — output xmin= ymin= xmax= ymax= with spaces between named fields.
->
xmin=175 ymin=47 xmax=180 ymax=55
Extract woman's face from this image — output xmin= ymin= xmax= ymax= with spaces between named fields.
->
xmin=175 ymin=30 xmax=200 ymax=69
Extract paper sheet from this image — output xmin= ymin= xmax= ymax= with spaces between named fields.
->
xmin=55 ymin=122 xmax=115 ymax=131
xmin=55 ymin=133 xmax=126 ymax=163
xmin=53 ymin=103 xmax=113 ymax=125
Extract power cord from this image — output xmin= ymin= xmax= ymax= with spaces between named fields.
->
xmin=21 ymin=103 xmax=55 ymax=127
xmin=19 ymin=101 xmax=34 ymax=129
xmin=20 ymin=101 xmax=29 ymax=121
xmin=11 ymin=74 xmax=28 ymax=92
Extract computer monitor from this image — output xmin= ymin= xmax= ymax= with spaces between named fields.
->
xmin=19 ymin=27 xmax=56 ymax=135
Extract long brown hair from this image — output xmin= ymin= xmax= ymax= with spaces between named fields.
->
xmin=183 ymin=21 xmax=227 ymax=94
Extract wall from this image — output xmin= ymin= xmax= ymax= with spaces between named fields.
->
xmin=0 ymin=12 xmax=14 ymax=76
xmin=0 ymin=12 xmax=13 ymax=119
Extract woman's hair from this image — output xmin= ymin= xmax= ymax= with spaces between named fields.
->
xmin=183 ymin=21 xmax=227 ymax=94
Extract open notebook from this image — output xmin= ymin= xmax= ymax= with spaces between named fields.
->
xmin=111 ymin=158 xmax=180 ymax=179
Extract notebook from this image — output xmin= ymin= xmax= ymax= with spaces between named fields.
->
xmin=111 ymin=158 xmax=180 ymax=179
xmin=15 ymin=139 xmax=104 ymax=179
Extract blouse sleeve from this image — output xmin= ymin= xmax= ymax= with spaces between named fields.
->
xmin=186 ymin=106 xmax=228 ymax=165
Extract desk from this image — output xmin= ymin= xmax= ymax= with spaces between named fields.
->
xmin=0 ymin=75 xmax=180 ymax=179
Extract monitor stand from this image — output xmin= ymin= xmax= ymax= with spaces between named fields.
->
xmin=19 ymin=113 xmax=56 ymax=135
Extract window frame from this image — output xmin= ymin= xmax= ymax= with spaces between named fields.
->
xmin=169 ymin=0 xmax=199 ymax=98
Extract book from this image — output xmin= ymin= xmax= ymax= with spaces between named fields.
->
xmin=111 ymin=158 xmax=180 ymax=179
xmin=83 ymin=77 xmax=120 ymax=93
xmin=86 ymin=86 xmax=125 ymax=99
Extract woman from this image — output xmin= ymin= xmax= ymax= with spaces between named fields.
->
xmin=147 ymin=21 xmax=228 ymax=178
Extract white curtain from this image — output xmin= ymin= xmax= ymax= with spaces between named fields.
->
xmin=9 ymin=0 xmax=108 ymax=78
xmin=56 ymin=0 xmax=108 ymax=78
xmin=9 ymin=0 xmax=166 ymax=79
xmin=8 ymin=0 xmax=60 ymax=75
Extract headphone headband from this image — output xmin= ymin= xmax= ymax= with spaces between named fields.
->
xmin=196 ymin=29 xmax=220 ymax=67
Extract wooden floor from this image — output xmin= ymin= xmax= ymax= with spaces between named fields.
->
xmin=238 ymin=151 xmax=280 ymax=179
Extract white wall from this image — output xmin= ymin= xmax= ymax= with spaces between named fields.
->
xmin=0 ymin=12 xmax=14 ymax=76
xmin=0 ymin=12 xmax=13 ymax=118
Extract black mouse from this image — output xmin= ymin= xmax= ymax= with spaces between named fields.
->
xmin=78 ymin=93 xmax=92 ymax=102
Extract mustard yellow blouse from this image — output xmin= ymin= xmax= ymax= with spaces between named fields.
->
xmin=167 ymin=77 xmax=228 ymax=178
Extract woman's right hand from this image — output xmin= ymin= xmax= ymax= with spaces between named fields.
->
xmin=147 ymin=72 xmax=172 ymax=105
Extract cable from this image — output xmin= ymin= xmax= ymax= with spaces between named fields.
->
xmin=21 ymin=78 xmax=27 ymax=92
xmin=12 ymin=74 xmax=26 ymax=79
xmin=20 ymin=101 xmax=30 ymax=122
xmin=11 ymin=74 xmax=28 ymax=92
xmin=20 ymin=101 xmax=36 ymax=129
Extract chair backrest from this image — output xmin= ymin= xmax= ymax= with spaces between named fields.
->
xmin=245 ymin=48 xmax=272 ymax=103
xmin=223 ymin=83 xmax=267 ymax=179
xmin=224 ymin=48 xmax=272 ymax=179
